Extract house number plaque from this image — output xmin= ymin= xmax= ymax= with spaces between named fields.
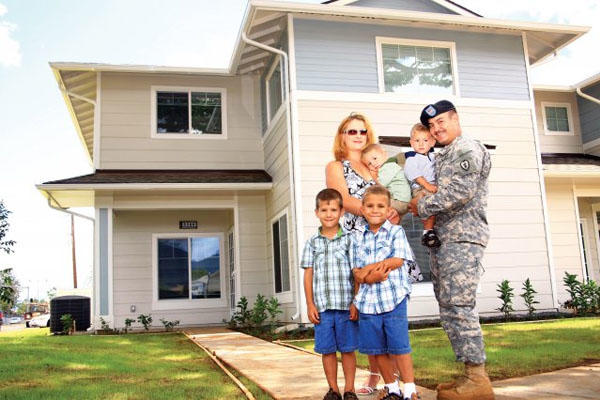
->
xmin=179 ymin=220 xmax=198 ymax=229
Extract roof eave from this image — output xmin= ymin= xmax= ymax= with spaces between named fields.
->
xmin=49 ymin=62 xmax=233 ymax=76
xmin=36 ymin=182 xmax=274 ymax=191
xmin=50 ymin=64 xmax=94 ymax=164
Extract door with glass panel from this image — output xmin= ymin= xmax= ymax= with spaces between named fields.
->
xmin=228 ymin=230 xmax=236 ymax=315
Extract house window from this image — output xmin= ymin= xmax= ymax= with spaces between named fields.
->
xmin=151 ymin=86 xmax=227 ymax=138
xmin=400 ymin=214 xmax=431 ymax=282
xmin=542 ymin=102 xmax=573 ymax=135
xmin=154 ymin=234 xmax=225 ymax=309
xmin=266 ymin=58 xmax=284 ymax=123
xmin=376 ymin=37 xmax=457 ymax=95
xmin=272 ymin=213 xmax=290 ymax=294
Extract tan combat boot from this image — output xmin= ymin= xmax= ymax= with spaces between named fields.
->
xmin=437 ymin=363 xmax=494 ymax=400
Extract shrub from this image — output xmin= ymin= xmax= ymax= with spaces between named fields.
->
xmin=250 ymin=294 xmax=268 ymax=327
xmin=562 ymin=272 xmax=600 ymax=314
xmin=497 ymin=280 xmax=514 ymax=320
xmin=233 ymin=296 xmax=251 ymax=328
xmin=60 ymin=314 xmax=74 ymax=335
xmin=520 ymin=278 xmax=539 ymax=316
xmin=266 ymin=296 xmax=282 ymax=326
xmin=123 ymin=318 xmax=136 ymax=333
xmin=160 ymin=318 xmax=180 ymax=332
xmin=137 ymin=314 xmax=153 ymax=331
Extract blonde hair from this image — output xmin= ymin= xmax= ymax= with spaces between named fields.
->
xmin=333 ymin=113 xmax=377 ymax=161
xmin=410 ymin=123 xmax=430 ymax=139
xmin=363 ymin=185 xmax=391 ymax=205
xmin=361 ymin=143 xmax=385 ymax=156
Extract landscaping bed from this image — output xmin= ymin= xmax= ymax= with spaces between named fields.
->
xmin=0 ymin=328 xmax=272 ymax=400
xmin=285 ymin=317 xmax=600 ymax=389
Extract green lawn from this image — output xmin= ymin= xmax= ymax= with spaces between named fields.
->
xmin=289 ymin=317 xmax=600 ymax=389
xmin=0 ymin=328 xmax=273 ymax=400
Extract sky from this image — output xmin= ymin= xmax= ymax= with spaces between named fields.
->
xmin=0 ymin=0 xmax=598 ymax=302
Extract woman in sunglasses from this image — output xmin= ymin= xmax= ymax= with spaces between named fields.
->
xmin=325 ymin=113 xmax=401 ymax=395
xmin=326 ymin=113 xmax=400 ymax=232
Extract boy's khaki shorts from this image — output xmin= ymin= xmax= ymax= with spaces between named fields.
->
xmin=391 ymin=199 xmax=409 ymax=217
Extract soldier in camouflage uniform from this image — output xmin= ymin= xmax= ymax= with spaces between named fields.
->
xmin=408 ymin=100 xmax=494 ymax=400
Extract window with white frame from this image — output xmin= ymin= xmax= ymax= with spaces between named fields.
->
xmin=272 ymin=213 xmax=290 ymax=294
xmin=377 ymin=38 xmax=457 ymax=95
xmin=156 ymin=235 xmax=223 ymax=302
xmin=542 ymin=102 xmax=573 ymax=135
xmin=152 ymin=86 xmax=226 ymax=137
xmin=265 ymin=58 xmax=284 ymax=124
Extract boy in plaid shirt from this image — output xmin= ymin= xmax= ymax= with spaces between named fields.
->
xmin=301 ymin=188 xmax=359 ymax=400
xmin=351 ymin=185 xmax=418 ymax=400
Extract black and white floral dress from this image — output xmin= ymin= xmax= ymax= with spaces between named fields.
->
xmin=342 ymin=160 xmax=375 ymax=233
xmin=342 ymin=160 xmax=424 ymax=283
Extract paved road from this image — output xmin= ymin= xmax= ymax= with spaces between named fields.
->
xmin=0 ymin=322 xmax=26 ymax=333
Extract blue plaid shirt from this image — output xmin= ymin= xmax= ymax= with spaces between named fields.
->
xmin=350 ymin=220 xmax=414 ymax=314
xmin=300 ymin=226 xmax=354 ymax=312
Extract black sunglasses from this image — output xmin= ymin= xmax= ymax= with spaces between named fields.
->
xmin=344 ymin=129 xmax=368 ymax=136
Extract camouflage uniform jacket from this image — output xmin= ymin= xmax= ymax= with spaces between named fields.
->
xmin=417 ymin=134 xmax=491 ymax=246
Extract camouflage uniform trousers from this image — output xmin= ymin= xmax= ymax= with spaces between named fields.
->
xmin=430 ymin=242 xmax=486 ymax=364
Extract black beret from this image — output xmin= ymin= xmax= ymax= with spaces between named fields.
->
xmin=420 ymin=100 xmax=456 ymax=126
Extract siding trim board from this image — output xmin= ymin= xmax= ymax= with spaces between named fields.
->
xmin=522 ymin=32 xmax=558 ymax=308
xmin=375 ymin=36 xmax=460 ymax=96
xmin=294 ymin=90 xmax=531 ymax=109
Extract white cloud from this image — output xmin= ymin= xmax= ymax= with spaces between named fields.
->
xmin=0 ymin=4 xmax=22 ymax=67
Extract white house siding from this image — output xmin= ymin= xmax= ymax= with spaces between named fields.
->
xmin=99 ymin=72 xmax=264 ymax=169
xmin=112 ymin=208 xmax=233 ymax=327
xmin=544 ymin=180 xmax=584 ymax=304
xmin=108 ymin=191 xmax=271 ymax=328
xmin=263 ymin=110 xmax=297 ymax=319
xmin=292 ymin=17 xmax=529 ymax=101
xmin=236 ymin=192 xmax=271 ymax=306
xmin=534 ymin=90 xmax=583 ymax=153
xmin=296 ymin=99 xmax=555 ymax=316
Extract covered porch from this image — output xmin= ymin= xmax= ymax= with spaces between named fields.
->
xmin=37 ymin=169 xmax=273 ymax=329
xmin=543 ymin=153 xmax=600 ymax=303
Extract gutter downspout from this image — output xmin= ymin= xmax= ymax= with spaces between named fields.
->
xmin=241 ymin=32 xmax=303 ymax=321
xmin=576 ymin=87 xmax=600 ymax=106
xmin=43 ymin=190 xmax=95 ymax=222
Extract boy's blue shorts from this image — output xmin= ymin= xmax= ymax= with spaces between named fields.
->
xmin=358 ymin=298 xmax=411 ymax=355
xmin=314 ymin=309 xmax=358 ymax=354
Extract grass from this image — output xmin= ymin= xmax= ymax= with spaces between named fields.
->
xmin=0 ymin=328 xmax=273 ymax=400
xmin=289 ymin=317 xmax=600 ymax=389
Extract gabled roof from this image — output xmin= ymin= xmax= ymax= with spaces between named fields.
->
xmin=533 ymin=71 xmax=600 ymax=92
xmin=321 ymin=0 xmax=482 ymax=17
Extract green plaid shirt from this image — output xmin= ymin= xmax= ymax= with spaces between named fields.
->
xmin=300 ymin=226 xmax=354 ymax=312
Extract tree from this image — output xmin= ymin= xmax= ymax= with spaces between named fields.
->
xmin=0 ymin=201 xmax=18 ymax=312
xmin=46 ymin=287 xmax=57 ymax=301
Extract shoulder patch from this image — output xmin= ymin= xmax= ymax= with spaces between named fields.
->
xmin=456 ymin=154 xmax=475 ymax=175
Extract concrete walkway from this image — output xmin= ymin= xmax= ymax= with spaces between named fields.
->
xmin=186 ymin=328 xmax=435 ymax=400
xmin=492 ymin=363 xmax=600 ymax=399
xmin=186 ymin=328 xmax=600 ymax=400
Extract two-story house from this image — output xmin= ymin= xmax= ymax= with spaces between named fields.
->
xmin=37 ymin=0 xmax=595 ymax=329
xmin=533 ymin=74 xmax=600 ymax=293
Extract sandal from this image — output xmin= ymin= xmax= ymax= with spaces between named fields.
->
xmin=356 ymin=372 xmax=380 ymax=396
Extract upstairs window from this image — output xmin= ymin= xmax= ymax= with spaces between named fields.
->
xmin=266 ymin=58 xmax=284 ymax=123
xmin=542 ymin=102 xmax=573 ymax=135
xmin=151 ymin=86 xmax=227 ymax=138
xmin=376 ymin=37 xmax=458 ymax=95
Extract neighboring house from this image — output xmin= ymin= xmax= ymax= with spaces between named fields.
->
xmin=533 ymin=74 xmax=600 ymax=300
xmin=36 ymin=0 xmax=594 ymax=329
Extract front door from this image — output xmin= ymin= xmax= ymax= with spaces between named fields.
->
xmin=228 ymin=230 xmax=236 ymax=315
